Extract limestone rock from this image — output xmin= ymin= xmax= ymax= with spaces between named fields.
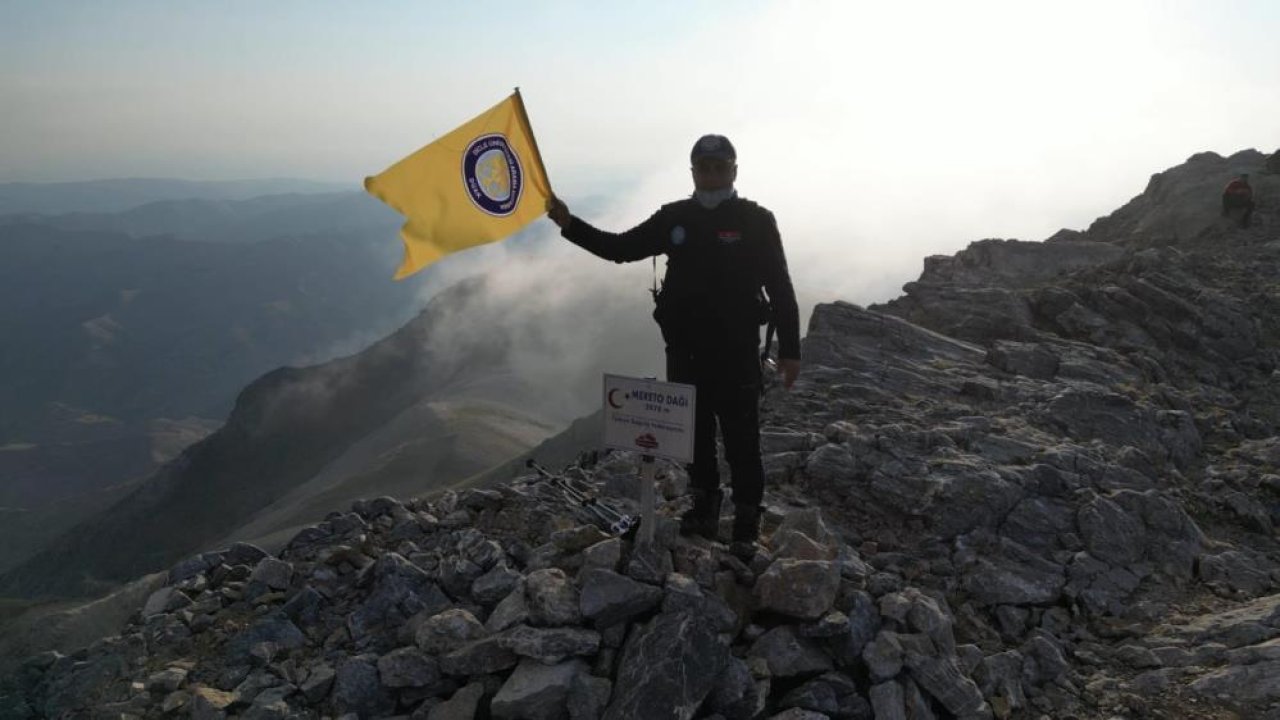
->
xmin=377 ymin=646 xmax=440 ymax=688
xmin=604 ymin=611 xmax=730 ymax=720
xmin=750 ymin=626 xmax=833 ymax=678
xmin=438 ymin=634 xmax=520 ymax=676
xmin=1189 ymin=660 xmax=1280 ymax=703
xmin=248 ymin=557 xmax=293 ymax=591
xmin=526 ymin=568 xmax=583 ymax=626
xmin=707 ymin=655 xmax=767 ymax=720
xmin=190 ymin=686 xmax=237 ymax=720
xmin=755 ymin=560 xmax=840 ymax=620
xmin=415 ymin=608 xmax=485 ymax=655
xmin=490 ymin=658 xmax=588 ymax=720
xmin=498 ymin=624 xmax=601 ymax=664
xmin=143 ymin=587 xmax=192 ymax=617
xmin=578 ymin=568 xmax=663 ymax=628
xmin=869 ymin=681 xmax=907 ymax=720
xmin=332 ymin=657 xmax=393 ymax=717
xmin=427 ymin=681 xmax=486 ymax=720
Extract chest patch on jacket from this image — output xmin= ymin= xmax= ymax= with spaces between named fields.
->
xmin=717 ymin=230 xmax=742 ymax=244
xmin=671 ymin=226 xmax=687 ymax=245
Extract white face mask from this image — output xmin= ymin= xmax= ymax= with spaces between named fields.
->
xmin=693 ymin=186 xmax=737 ymax=209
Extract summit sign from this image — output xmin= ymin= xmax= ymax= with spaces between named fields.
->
xmin=602 ymin=374 xmax=696 ymax=463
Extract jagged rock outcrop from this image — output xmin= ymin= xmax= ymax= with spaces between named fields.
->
xmin=1082 ymin=149 xmax=1275 ymax=245
xmin=5 ymin=149 xmax=1280 ymax=719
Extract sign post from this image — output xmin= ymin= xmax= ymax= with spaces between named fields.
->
xmin=602 ymin=374 xmax=696 ymax=544
xmin=638 ymin=456 xmax=657 ymax=544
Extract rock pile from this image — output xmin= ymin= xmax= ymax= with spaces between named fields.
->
xmin=4 ymin=480 xmax=1004 ymax=720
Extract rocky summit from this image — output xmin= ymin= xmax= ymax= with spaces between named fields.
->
xmin=4 ymin=148 xmax=1280 ymax=720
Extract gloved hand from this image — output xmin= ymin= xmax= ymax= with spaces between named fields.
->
xmin=778 ymin=358 xmax=800 ymax=390
xmin=546 ymin=197 xmax=571 ymax=228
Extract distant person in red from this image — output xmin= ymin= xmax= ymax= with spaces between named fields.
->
xmin=1221 ymin=173 xmax=1254 ymax=228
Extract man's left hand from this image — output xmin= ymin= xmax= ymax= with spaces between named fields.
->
xmin=778 ymin=359 xmax=800 ymax=390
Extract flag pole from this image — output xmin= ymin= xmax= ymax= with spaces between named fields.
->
xmin=512 ymin=87 xmax=555 ymax=198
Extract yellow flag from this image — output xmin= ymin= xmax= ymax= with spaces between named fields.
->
xmin=365 ymin=90 xmax=553 ymax=279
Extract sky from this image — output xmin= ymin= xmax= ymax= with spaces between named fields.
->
xmin=3 ymin=0 xmax=1279 ymax=309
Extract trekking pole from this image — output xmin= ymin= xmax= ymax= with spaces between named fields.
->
xmin=541 ymin=475 xmax=625 ymax=532
xmin=527 ymin=460 xmax=610 ymax=510
xmin=638 ymin=454 xmax=657 ymax=545
xmin=556 ymin=476 xmax=635 ymax=530
xmin=526 ymin=459 xmax=637 ymax=535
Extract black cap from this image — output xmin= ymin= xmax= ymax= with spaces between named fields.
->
xmin=691 ymin=134 xmax=736 ymax=163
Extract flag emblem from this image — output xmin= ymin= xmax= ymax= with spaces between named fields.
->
xmin=463 ymin=134 xmax=524 ymax=216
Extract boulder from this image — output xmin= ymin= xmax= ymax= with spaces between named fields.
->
xmin=490 ymin=659 xmax=588 ymax=720
xmin=755 ymin=560 xmax=840 ymax=620
xmin=578 ymin=568 xmax=663 ymax=628
xmin=604 ymin=611 xmax=730 ymax=720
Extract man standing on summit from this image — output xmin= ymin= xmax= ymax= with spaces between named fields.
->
xmin=546 ymin=134 xmax=801 ymax=554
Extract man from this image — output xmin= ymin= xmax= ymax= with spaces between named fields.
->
xmin=546 ymin=134 xmax=801 ymax=555
xmin=1222 ymin=173 xmax=1254 ymax=229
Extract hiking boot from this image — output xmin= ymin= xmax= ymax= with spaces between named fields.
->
xmin=679 ymin=489 xmax=722 ymax=540
xmin=729 ymin=540 xmax=757 ymax=561
xmin=729 ymin=504 xmax=763 ymax=558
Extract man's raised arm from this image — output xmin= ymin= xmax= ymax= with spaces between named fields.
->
xmin=547 ymin=197 xmax=666 ymax=264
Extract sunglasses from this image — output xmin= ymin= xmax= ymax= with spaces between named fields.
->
xmin=693 ymin=159 xmax=734 ymax=173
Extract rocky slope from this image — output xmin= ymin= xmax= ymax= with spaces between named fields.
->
xmin=0 ymin=187 xmax=631 ymax=583
xmin=0 ymin=200 xmax=415 ymax=575
xmin=4 ymin=148 xmax=1279 ymax=719
xmin=0 ymin=278 xmax=560 ymax=600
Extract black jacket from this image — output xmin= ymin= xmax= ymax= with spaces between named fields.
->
xmin=562 ymin=196 xmax=801 ymax=362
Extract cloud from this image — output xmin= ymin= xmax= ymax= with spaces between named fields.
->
xmin=534 ymin=0 xmax=1280 ymax=317
xmin=399 ymin=229 xmax=664 ymax=423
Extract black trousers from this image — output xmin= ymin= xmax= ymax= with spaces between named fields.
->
xmin=1223 ymin=195 xmax=1255 ymax=228
xmin=666 ymin=346 xmax=765 ymax=509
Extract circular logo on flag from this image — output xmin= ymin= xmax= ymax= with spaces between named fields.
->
xmin=462 ymin=134 xmax=524 ymax=217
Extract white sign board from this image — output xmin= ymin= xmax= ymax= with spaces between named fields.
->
xmin=602 ymin=374 xmax=696 ymax=463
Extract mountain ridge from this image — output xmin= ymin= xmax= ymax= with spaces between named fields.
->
xmin=5 ymin=148 xmax=1279 ymax=718
xmin=0 ymin=192 xmax=397 ymax=245
xmin=0 ymin=178 xmax=350 ymax=215
xmin=0 ymin=278 xmax=509 ymax=598
xmin=0 ymin=193 xmax=429 ymax=575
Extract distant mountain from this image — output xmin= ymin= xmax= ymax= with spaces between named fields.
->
xmin=0 ymin=220 xmax=420 ymax=442
xmin=0 ymin=278 xmax=527 ymax=597
xmin=216 ymin=397 xmax=563 ymax=553
xmin=0 ymin=178 xmax=349 ymax=215
xmin=0 ymin=191 xmax=397 ymax=244
xmin=0 ymin=276 xmax=566 ymax=598
xmin=0 ymin=418 xmax=215 ymax=576
xmin=0 ymin=192 xmax=417 ymax=575
xmin=0 ymin=178 xmax=650 ymax=585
